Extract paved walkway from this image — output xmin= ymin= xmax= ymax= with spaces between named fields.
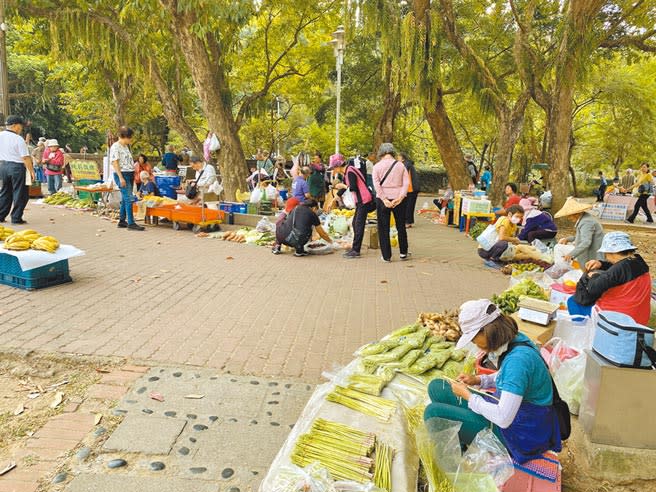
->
xmin=0 ymin=202 xmax=507 ymax=380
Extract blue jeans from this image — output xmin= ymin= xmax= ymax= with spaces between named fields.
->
xmin=47 ymin=174 xmax=62 ymax=194
xmin=113 ymin=172 xmax=135 ymax=224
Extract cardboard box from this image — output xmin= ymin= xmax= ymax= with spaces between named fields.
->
xmin=364 ymin=225 xmax=379 ymax=249
xmin=511 ymin=312 xmax=555 ymax=346
xmin=580 ymin=350 xmax=656 ymax=448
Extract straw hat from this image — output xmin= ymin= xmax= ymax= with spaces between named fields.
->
xmin=554 ymin=197 xmax=592 ymax=219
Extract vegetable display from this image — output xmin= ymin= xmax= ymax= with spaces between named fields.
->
xmin=326 ymin=386 xmax=397 ymax=423
xmin=469 ymin=222 xmax=487 ymax=240
xmin=44 ymin=192 xmax=96 ymax=209
xmin=491 ymin=278 xmax=548 ymax=314
xmin=417 ymin=310 xmax=461 ymax=342
xmin=0 ymin=225 xmax=14 ymax=240
xmin=3 ymin=229 xmax=60 ymax=253
xmin=509 ymin=263 xmax=544 ymax=276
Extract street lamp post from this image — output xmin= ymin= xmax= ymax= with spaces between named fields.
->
xmin=330 ymin=26 xmax=345 ymax=155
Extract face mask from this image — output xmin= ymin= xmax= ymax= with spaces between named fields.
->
xmin=510 ymin=216 xmax=521 ymax=224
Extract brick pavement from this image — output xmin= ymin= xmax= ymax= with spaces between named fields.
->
xmin=0 ymin=202 xmax=508 ymax=380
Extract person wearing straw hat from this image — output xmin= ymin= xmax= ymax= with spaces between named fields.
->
xmin=425 ymin=299 xmax=562 ymax=463
xmin=555 ymin=197 xmax=604 ymax=266
xmin=567 ymin=232 xmax=651 ymax=324
xmin=42 ymin=139 xmax=65 ymax=195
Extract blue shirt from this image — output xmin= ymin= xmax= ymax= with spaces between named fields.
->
xmin=291 ymin=176 xmax=309 ymax=201
xmin=139 ymin=181 xmax=159 ymax=196
xmin=481 ymin=170 xmax=492 ymax=188
xmin=496 ymin=333 xmax=553 ymax=406
xmin=162 ymin=152 xmax=179 ymax=171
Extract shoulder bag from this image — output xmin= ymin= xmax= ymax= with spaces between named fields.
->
xmin=379 ymin=160 xmax=398 ymax=187
xmin=499 ymin=341 xmax=571 ymax=440
xmin=284 ymin=208 xmax=304 ymax=248
xmin=185 ymin=168 xmax=205 ymax=199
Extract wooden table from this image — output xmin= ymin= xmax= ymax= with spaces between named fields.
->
xmin=463 ymin=212 xmax=496 ymax=233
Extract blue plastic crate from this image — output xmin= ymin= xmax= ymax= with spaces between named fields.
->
xmin=0 ymin=254 xmax=72 ymax=290
xmin=155 ymin=176 xmax=181 ymax=200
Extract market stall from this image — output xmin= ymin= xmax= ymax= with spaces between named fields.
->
xmin=603 ymin=194 xmax=656 ymax=217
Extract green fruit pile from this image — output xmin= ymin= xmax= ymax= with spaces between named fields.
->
xmin=510 ymin=263 xmax=544 ymax=277
xmin=492 ymin=278 xmax=548 ymax=315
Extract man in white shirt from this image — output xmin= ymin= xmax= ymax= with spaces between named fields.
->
xmin=0 ymin=116 xmax=35 ymax=224
xmin=186 ymin=156 xmax=217 ymax=204
xmin=110 ymin=126 xmax=144 ymax=231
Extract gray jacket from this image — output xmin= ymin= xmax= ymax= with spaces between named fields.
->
xmin=566 ymin=212 xmax=604 ymax=265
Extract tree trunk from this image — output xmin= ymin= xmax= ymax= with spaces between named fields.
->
xmin=148 ymin=62 xmax=203 ymax=157
xmin=163 ymin=4 xmax=247 ymax=199
xmin=489 ymin=92 xmax=530 ymax=206
xmin=373 ymin=59 xmax=401 ymax=152
xmin=569 ymin=166 xmax=578 ymax=197
xmin=424 ymin=99 xmax=470 ymax=190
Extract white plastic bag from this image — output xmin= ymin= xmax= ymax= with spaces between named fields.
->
xmin=554 ymin=314 xmax=594 ymax=350
xmin=332 ymin=216 xmax=349 ymax=236
xmin=209 ymin=133 xmax=221 ymax=151
xmin=456 ymin=428 xmax=514 ymax=489
xmin=250 ymin=187 xmax=263 ymax=204
xmin=553 ymin=351 xmax=586 ymax=415
xmin=266 ymin=184 xmax=278 ymax=200
xmin=553 ymin=243 xmax=575 ymax=266
xmin=476 ymin=224 xmax=498 ymax=251
xmin=256 ymin=217 xmax=274 ymax=233
xmin=342 ymin=190 xmax=356 ymax=209
xmin=499 ymin=243 xmax=515 ymax=262
xmin=270 ymin=463 xmax=335 ymax=492
xmin=531 ymin=239 xmax=549 ymax=253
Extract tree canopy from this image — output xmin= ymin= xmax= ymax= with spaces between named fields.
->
xmin=5 ymin=0 xmax=655 ymax=202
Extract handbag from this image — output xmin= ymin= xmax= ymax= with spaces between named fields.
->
xmin=342 ymin=189 xmax=356 ymax=209
xmin=593 ymin=311 xmax=656 ymax=368
xmin=379 ymin=160 xmax=398 ymax=188
xmin=185 ymin=168 xmax=205 ymax=199
xmin=476 ymin=224 xmax=499 ymax=251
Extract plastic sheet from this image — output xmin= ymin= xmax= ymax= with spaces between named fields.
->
xmin=260 ymin=360 xmax=419 ymax=492
xmin=270 ymin=463 xmax=336 ymax=492
xmin=553 ymin=314 xmax=594 ymax=350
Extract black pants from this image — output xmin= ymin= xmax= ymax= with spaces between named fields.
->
xmin=478 ymin=241 xmax=509 ymax=262
xmin=596 ymin=185 xmax=606 ymax=202
xmin=0 ymin=161 xmax=28 ymax=223
xmin=627 ymin=194 xmax=654 ymax=223
xmin=405 ymin=192 xmax=419 ymax=225
xmin=351 ymin=200 xmax=376 ymax=253
xmin=376 ymin=198 xmax=408 ymax=260
xmin=526 ymin=229 xmax=557 ymax=243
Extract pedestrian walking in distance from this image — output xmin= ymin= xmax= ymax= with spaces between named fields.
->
xmin=0 ymin=116 xmax=36 ymax=224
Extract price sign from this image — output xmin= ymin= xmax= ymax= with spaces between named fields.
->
xmin=69 ymin=160 xmax=101 ymax=181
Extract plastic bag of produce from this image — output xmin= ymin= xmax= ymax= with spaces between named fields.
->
xmin=553 ymin=244 xmax=575 ymax=267
xmin=552 ymin=351 xmax=586 ymax=415
xmin=363 ymin=344 xmax=413 ymax=364
xmin=270 ymin=463 xmax=335 ymax=492
xmin=455 ymin=428 xmax=514 ymax=489
xmin=553 ymin=315 xmax=594 ymax=351
xmin=416 ymin=418 xmax=462 ymax=490
xmin=256 ymin=217 xmax=274 ymax=233
xmin=332 ymin=216 xmax=349 ymax=236
xmin=356 ymin=339 xmax=399 ymax=357
xmin=250 ymin=187 xmax=263 ymax=204
xmin=334 ymin=482 xmax=386 ymax=492
xmin=476 ymin=224 xmax=498 ymax=251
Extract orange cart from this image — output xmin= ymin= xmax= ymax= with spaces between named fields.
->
xmin=170 ymin=203 xmax=224 ymax=233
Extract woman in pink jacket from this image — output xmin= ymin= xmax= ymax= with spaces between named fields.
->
xmin=43 ymin=139 xmax=65 ymax=195
xmin=373 ymin=143 xmax=411 ymax=262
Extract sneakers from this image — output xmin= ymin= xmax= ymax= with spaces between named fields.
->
xmin=343 ymin=250 xmax=360 ymax=259
xmin=400 ymin=253 xmax=412 ymax=261
xmin=117 ymin=221 xmax=128 ymax=228
xmin=11 ymin=219 xmax=27 ymax=225
xmin=272 ymin=246 xmax=281 ymax=255
xmin=127 ymin=223 xmax=145 ymax=231
xmin=381 ymin=256 xmax=391 ymax=263
xmin=294 ymin=251 xmax=309 ymax=257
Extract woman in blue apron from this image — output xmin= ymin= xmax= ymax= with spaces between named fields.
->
xmin=424 ymin=299 xmax=562 ymax=463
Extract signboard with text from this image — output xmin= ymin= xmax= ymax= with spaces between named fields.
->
xmin=70 ymin=160 xmax=101 ymax=181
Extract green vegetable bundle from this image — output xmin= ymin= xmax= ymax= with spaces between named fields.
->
xmin=492 ymin=278 xmax=548 ymax=314
xmin=327 ymin=386 xmax=397 ymax=422
xmin=291 ymin=418 xmax=375 ymax=483
xmin=373 ymin=441 xmax=394 ymax=492
xmin=363 ymin=343 xmax=413 ymax=364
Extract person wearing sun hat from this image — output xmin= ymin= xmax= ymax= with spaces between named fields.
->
xmin=555 ymin=197 xmax=604 ymax=266
xmin=568 ymin=231 xmax=651 ymax=324
xmin=424 ymin=299 xmax=562 ymax=463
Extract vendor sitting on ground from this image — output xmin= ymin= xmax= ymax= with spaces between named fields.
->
xmin=274 ymin=199 xmax=332 ymax=257
xmin=518 ymin=209 xmax=557 ymax=243
xmin=495 ymin=182 xmax=521 ymax=216
xmin=138 ymin=171 xmax=159 ymax=198
xmin=555 ymin=197 xmax=604 ymax=267
xmin=425 ymin=299 xmax=562 ymax=463
xmin=568 ymin=232 xmax=652 ymax=325
xmin=478 ymin=205 xmax=524 ymax=263
xmin=271 ymin=197 xmax=300 ymax=255
xmin=432 ymin=183 xmax=454 ymax=210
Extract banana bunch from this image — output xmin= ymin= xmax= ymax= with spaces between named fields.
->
xmin=31 ymin=236 xmax=60 ymax=253
xmin=3 ymin=229 xmax=42 ymax=251
xmin=333 ymin=209 xmax=355 ymax=218
xmin=0 ymin=225 xmax=15 ymax=240
xmin=44 ymin=192 xmax=73 ymax=205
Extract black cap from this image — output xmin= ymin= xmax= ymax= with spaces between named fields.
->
xmin=190 ymin=155 xmax=202 ymax=163
xmin=5 ymin=115 xmax=25 ymax=126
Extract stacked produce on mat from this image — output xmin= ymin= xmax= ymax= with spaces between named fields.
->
xmin=3 ymin=230 xmax=60 ymax=253
xmin=43 ymin=192 xmax=96 ymax=209
xmin=491 ymin=278 xmax=549 ymax=314
xmin=0 ymin=225 xmax=15 ymax=240
xmin=417 ymin=310 xmax=461 ymax=341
